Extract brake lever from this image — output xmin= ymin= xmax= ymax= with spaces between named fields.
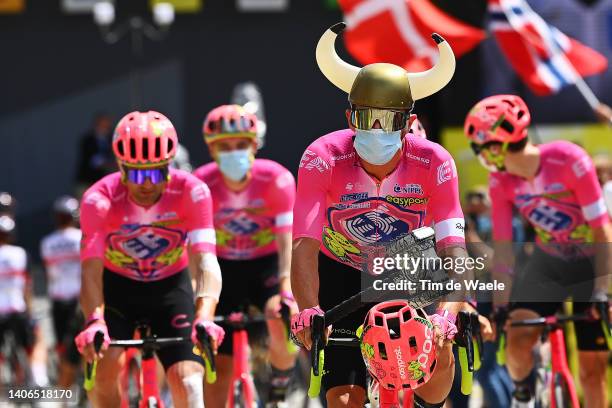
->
xmin=195 ymin=324 xmax=217 ymax=383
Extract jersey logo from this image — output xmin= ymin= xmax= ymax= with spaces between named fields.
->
xmin=527 ymin=206 xmax=572 ymax=232
xmin=299 ymin=150 xmax=329 ymax=173
xmin=344 ymin=211 xmax=409 ymax=244
xmin=223 ymin=215 xmax=260 ymax=235
xmin=436 ymin=160 xmax=454 ymax=185
xmin=107 ymin=226 xmax=185 ymax=279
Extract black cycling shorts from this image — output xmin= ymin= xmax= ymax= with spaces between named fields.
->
xmin=510 ymin=248 xmax=607 ymax=351
xmin=103 ymin=269 xmax=203 ymax=370
xmin=216 ymin=254 xmax=279 ymax=355
xmin=0 ymin=312 xmax=33 ymax=351
xmin=51 ymin=299 xmax=82 ymax=365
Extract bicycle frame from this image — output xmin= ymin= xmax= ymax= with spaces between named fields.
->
xmin=226 ymin=326 xmax=256 ymax=408
xmin=548 ymin=325 xmax=579 ymax=408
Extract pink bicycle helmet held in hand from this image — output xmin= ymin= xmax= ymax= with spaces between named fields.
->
xmin=464 ymin=94 xmax=530 ymax=145
xmin=358 ymin=300 xmax=437 ymax=391
xmin=112 ymin=111 xmax=178 ymax=166
xmin=202 ymin=104 xmax=258 ymax=145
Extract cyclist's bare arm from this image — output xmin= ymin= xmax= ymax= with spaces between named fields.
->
xmin=437 ymin=245 xmax=473 ymax=316
xmin=276 ymin=231 xmax=293 ymax=293
xmin=593 ymin=224 xmax=612 ymax=298
xmin=190 ymin=251 xmax=221 ymax=320
xmin=291 ymin=237 xmax=321 ymax=349
xmin=80 ymin=258 xmax=105 ymax=320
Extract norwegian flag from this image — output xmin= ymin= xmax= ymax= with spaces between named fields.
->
xmin=488 ymin=0 xmax=608 ymax=95
xmin=338 ymin=0 xmax=486 ymax=72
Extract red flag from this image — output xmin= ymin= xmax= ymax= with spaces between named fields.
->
xmin=488 ymin=0 xmax=608 ymax=95
xmin=338 ymin=0 xmax=486 ymax=71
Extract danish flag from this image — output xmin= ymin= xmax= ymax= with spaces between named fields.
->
xmin=338 ymin=0 xmax=486 ymax=71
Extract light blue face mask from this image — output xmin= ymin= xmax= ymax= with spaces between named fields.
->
xmin=353 ymin=129 xmax=402 ymax=165
xmin=217 ymin=149 xmax=252 ymax=181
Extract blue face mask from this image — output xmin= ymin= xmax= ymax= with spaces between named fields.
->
xmin=217 ymin=149 xmax=252 ymax=181
xmin=353 ymin=129 xmax=402 ymax=165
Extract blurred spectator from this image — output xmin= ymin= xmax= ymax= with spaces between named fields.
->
xmin=170 ymin=144 xmax=193 ymax=172
xmin=76 ymin=113 xmax=116 ymax=191
xmin=593 ymin=154 xmax=612 ymax=217
xmin=465 ymin=186 xmax=493 ymax=243
xmin=0 ymin=192 xmax=16 ymax=216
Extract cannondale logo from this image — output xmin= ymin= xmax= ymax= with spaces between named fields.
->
xmin=436 ymin=161 xmax=452 ymax=185
xmin=344 ymin=212 xmax=407 ymax=244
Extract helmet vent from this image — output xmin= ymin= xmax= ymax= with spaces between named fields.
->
xmin=377 ymin=342 xmax=388 ymax=360
xmin=417 ymin=377 xmax=425 ymax=385
xmin=374 ymin=315 xmax=384 ymax=327
xmin=167 ymin=138 xmax=174 ymax=153
xmin=409 ymin=336 xmax=418 ymax=355
xmin=467 ymin=125 xmax=475 ymax=135
xmin=387 ymin=317 xmax=401 ymax=340
xmin=130 ymin=139 xmax=137 ymax=159
xmin=416 ymin=309 xmax=428 ymax=320
xmin=142 ymin=138 xmax=149 ymax=160
xmin=155 ymin=138 xmax=161 ymax=158
xmin=117 ymin=141 xmax=125 ymax=155
xmin=517 ymin=111 xmax=525 ymax=120
xmin=403 ymin=384 xmax=411 ymax=389
xmin=430 ymin=359 xmax=437 ymax=373
xmin=500 ymin=120 xmax=514 ymax=134
xmin=387 ymin=383 xmax=395 ymax=390
xmin=402 ymin=309 xmax=412 ymax=322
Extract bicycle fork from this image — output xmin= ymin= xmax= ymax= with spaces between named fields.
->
xmin=227 ymin=329 xmax=256 ymax=407
xmin=548 ymin=328 xmax=579 ymax=408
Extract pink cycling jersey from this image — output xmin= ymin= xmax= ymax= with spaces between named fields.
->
xmin=80 ymin=169 xmax=216 ymax=281
xmin=293 ymin=129 xmax=465 ymax=273
xmin=490 ymin=140 xmax=609 ymax=259
xmin=194 ymin=159 xmax=295 ymax=260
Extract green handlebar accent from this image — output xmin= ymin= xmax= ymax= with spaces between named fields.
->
xmin=496 ymin=333 xmax=506 ymax=366
xmin=204 ymin=353 xmax=217 ymax=384
xmin=458 ymin=347 xmax=473 ymax=395
xmin=601 ymin=320 xmax=612 ymax=351
xmin=308 ymin=349 xmax=325 ymax=398
xmin=284 ymin=325 xmax=299 ymax=355
xmin=84 ymin=360 xmax=97 ymax=391
xmin=473 ymin=341 xmax=481 ymax=371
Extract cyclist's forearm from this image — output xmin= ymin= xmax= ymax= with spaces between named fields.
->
xmin=191 ymin=251 xmax=222 ymax=302
xmin=438 ymin=244 xmax=472 ymax=302
xmin=291 ymin=238 xmax=320 ymax=309
xmin=79 ymin=259 xmax=105 ymax=319
xmin=195 ymin=296 xmax=217 ymax=320
xmin=593 ymin=225 xmax=612 ymax=297
xmin=276 ymin=232 xmax=292 ymax=292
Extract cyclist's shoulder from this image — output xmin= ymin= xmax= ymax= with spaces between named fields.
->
xmin=82 ymin=172 xmax=122 ymax=204
xmin=252 ymin=159 xmax=292 ymax=179
xmin=304 ymin=129 xmax=354 ymax=156
xmin=192 ymin=162 xmax=220 ymax=183
xmin=0 ymin=244 xmax=27 ymax=262
xmin=540 ymin=140 xmax=587 ymax=161
xmin=403 ymin=137 xmax=451 ymax=167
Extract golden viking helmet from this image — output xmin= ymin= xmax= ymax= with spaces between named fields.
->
xmin=316 ymin=23 xmax=456 ymax=110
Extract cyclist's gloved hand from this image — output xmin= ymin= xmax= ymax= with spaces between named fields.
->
xmin=430 ymin=310 xmax=458 ymax=341
xmin=191 ymin=318 xmax=225 ymax=353
xmin=74 ymin=310 xmax=110 ymax=362
xmin=290 ymin=306 xmax=325 ymax=350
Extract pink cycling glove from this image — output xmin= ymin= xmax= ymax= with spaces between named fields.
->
xmin=191 ymin=318 xmax=225 ymax=348
xmin=430 ymin=310 xmax=458 ymax=341
xmin=290 ymin=306 xmax=324 ymax=336
xmin=74 ymin=310 xmax=111 ymax=355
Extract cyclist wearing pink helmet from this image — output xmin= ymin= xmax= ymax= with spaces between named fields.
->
xmin=464 ymin=95 xmax=612 ymax=407
xmin=77 ymin=111 xmax=224 ymax=408
xmin=290 ymin=23 xmax=492 ymax=408
xmin=194 ymin=104 xmax=298 ymax=408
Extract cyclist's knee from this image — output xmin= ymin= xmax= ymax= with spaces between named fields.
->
xmin=578 ymin=351 xmax=607 ymax=384
xmin=325 ymin=385 xmax=366 ymax=408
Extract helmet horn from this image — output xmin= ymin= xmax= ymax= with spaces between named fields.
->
xmin=315 ymin=22 xmax=359 ymax=94
xmin=407 ymin=33 xmax=456 ymax=101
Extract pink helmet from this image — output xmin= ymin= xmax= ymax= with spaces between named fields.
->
xmin=112 ymin=111 xmax=178 ymax=166
xmin=409 ymin=118 xmax=427 ymax=139
xmin=358 ymin=300 xmax=436 ymax=391
xmin=464 ymin=95 xmax=530 ymax=145
xmin=202 ymin=104 xmax=258 ymax=145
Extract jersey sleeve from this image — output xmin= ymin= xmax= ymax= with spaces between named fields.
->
xmin=427 ymin=151 xmax=465 ymax=249
xmin=268 ymin=168 xmax=296 ymax=234
xmin=564 ymin=144 xmax=610 ymax=228
xmin=184 ymin=179 xmax=217 ymax=254
xmin=489 ymin=174 xmax=514 ymax=241
xmin=80 ymin=189 xmax=111 ymax=261
xmin=293 ymin=143 xmax=332 ymax=242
